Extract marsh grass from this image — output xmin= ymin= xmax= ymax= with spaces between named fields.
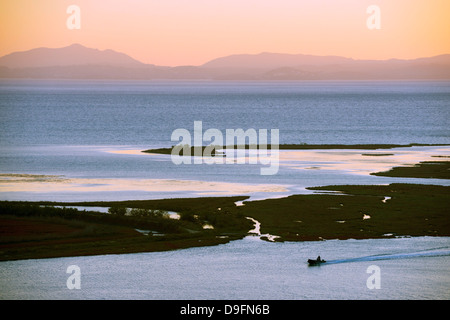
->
xmin=1 ymin=156 xmax=449 ymax=260
xmin=238 ymin=183 xmax=449 ymax=242
xmin=371 ymin=161 xmax=450 ymax=179
xmin=143 ymin=143 xmax=450 ymax=155
xmin=0 ymin=197 xmax=252 ymax=261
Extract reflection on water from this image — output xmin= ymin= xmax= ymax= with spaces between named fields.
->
xmin=1 ymin=80 xmax=449 ymax=300
xmin=0 ymin=175 xmax=287 ymax=196
xmin=1 ymin=236 xmax=449 ymax=300
xmin=1 ymin=145 xmax=449 ymax=202
xmin=246 ymin=217 xmax=280 ymax=242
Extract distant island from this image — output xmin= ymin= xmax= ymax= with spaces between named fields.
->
xmin=2 ymin=181 xmax=449 ymax=261
xmin=143 ymin=143 xmax=450 ymax=156
xmin=1 ymin=44 xmax=449 ymax=80
xmin=1 ymin=141 xmax=449 ymax=261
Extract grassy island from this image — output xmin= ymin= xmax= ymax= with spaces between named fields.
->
xmin=142 ymin=143 xmax=450 ymax=155
xmin=238 ymin=183 xmax=449 ymax=242
xmin=371 ymin=161 xmax=450 ymax=179
xmin=0 ymin=196 xmax=252 ymax=261
xmin=1 ymin=182 xmax=448 ymax=261
xmin=1 ymin=150 xmax=449 ymax=261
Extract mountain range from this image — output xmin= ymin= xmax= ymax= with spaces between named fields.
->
xmin=1 ymin=44 xmax=449 ymax=80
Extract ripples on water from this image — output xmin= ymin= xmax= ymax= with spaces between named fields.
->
xmin=1 ymin=80 xmax=449 ymax=146
xmin=325 ymin=246 xmax=450 ymax=265
xmin=0 ymin=80 xmax=449 ymax=300
xmin=0 ymin=237 xmax=449 ymax=300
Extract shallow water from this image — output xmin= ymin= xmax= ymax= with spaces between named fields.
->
xmin=1 ymin=236 xmax=449 ymax=300
xmin=1 ymin=80 xmax=449 ymax=202
xmin=0 ymin=80 xmax=449 ymax=300
xmin=1 ymin=144 xmax=449 ymax=202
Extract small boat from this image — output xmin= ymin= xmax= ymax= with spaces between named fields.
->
xmin=308 ymin=258 xmax=326 ymax=266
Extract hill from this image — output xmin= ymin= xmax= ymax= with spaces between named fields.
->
xmin=1 ymin=44 xmax=449 ymax=80
xmin=0 ymin=44 xmax=145 ymax=69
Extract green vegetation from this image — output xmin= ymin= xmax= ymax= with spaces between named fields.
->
xmin=275 ymin=143 xmax=449 ymax=150
xmin=237 ymin=183 xmax=449 ymax=242
xmin=2 ymin=152 xmax=449 ymax=261
xmin=143 ymin=143 xmax=450 ymax=155
xmin=361 ymin=153 xmax=394 ymax=156
xmin=0 ymin=196 xmax=252 ymax=261
xmin=371 ymin=161 xmax=450 ymax=179
xmin=1 ymin=182 xmax=448 ymax=261
xmin=143 ymin=145 xmax=225 ymax=156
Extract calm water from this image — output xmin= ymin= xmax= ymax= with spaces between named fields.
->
xmin=0 ymin=79 xmax=449 ymax=300
xmin=1 ymin=80 xmax=449 ymax=147
xmin=1 ymin=79 xmax=449 ymax=202
xmin=0 ymin=236 xmax=449 ymax=300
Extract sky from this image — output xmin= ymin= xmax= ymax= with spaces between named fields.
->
xmin=1 ymin=0 xmax=449 ymax=66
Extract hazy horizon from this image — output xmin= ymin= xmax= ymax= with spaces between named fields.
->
xmin=1 ymin=1 xmax=449 ymax=66
xmin=3 ymin=43 xmax=450 ymax=69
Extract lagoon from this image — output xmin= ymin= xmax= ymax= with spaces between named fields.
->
xmin=1 ymin=236 xmax=449 ymax=300
xmin=0 ymin=80 xmax=449 ymax=300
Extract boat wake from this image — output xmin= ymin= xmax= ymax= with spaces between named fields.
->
xmin=324 ymin=247 xmax=450 ymax=265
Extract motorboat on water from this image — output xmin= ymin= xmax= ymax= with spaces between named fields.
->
xmin=308 ymin=256 xmax=326 ymax=266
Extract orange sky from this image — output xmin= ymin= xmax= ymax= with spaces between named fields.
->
xmin=1 ymin=0 xmax=449 ymax=66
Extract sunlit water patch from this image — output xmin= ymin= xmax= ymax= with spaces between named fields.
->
xmin=1 ymin=236 xmax=449 ymax=300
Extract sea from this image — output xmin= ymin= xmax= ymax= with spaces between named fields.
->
xmin=0 ymin=79 xmax=449 ymax=300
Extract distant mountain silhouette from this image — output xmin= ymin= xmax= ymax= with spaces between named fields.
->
xmin=0 ymin=44 xmax=449 ymax=80
xmin=200 ymin=52 xmax=450 ymax=80
xmin=0 ymin=44 xmax=144 ymax=69
xmin=201 ymin=52 xmax=354 ymax=69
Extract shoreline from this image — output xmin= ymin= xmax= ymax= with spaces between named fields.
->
xmin=1 ymin=181 xmax=448 ymax=262
xmin=371 ymin=160 xmax=450 ymax=179
xmin=142 ymin=143 xmax=450 ymax=155
xmin=1 ymin=146 xmax=449 ymax=262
